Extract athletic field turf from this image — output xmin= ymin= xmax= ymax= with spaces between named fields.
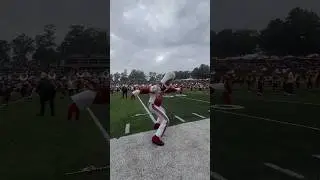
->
xmin=212 ymin=88 xmax=320 ymax=180
xmin=0 ymin=94 xmax=109 ymax=180
xmin=110 ymin=90 xmax=210 ymax=138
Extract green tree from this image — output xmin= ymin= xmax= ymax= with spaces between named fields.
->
xmin=259 ymin=18 xmax=287 ymax=55
xmin=148 ymin=72 xmax=157 ymax=82
xmin=128 ymin=69 xmax=146 ymax=83
xmin=11 ymin=33 xmax=34 ymax=62
xmin=33 ymin=24 xmax=58 ymax=67
xmin=59 ymin=25 xmax=107 ymax=58
xmin=174 ymin=71 xmax=191 ymax=79
xmin=0 ymin=40 xmax=10 ymax=63
xmin=191 ymin=64 xmax=210 ymax=79
xmin=259 ymin=7 xmax=320 ymax=55
xmin=211 ymin=29 xmax=235 ymax=57
xmin=156 ymin=73 xmax=164 ymax=81
xmin=120 ymin=69 xmax=128 ymax=83
xmin=113 ymin=72 xmax=121 ymax=82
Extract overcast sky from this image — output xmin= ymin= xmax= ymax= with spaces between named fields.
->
xmin=0 ymin=0 xmax=108 ymax=42
xmin=110 ymin=0 xmax=210 ymax=74
xmin=211 ymin=0 xmax=320 ymax=32
xmin=2 ymin=0 xmax=320 ymax=73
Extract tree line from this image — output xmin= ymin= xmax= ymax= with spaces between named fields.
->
xmin=111 ymin=64 xmax=210 ymax=84
xmin=0 ymin=24 xmax=107 ymax=69
xmin=211 ymin=7 xmax=320 ymax=57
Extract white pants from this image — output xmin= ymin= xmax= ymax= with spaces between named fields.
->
xmin=149 ymin=103 xmax=169 ymax=137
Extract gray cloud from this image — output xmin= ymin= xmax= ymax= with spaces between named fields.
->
xmin=111 ymin=0 xmax=210 ymax=74
xmin=0 ymin=0 xmax=108 ymax=42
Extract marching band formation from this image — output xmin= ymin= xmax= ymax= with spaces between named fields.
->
xmin=0 ymin=69 xmax=109 ymax=115
xmin=3 ymin=65 xmax=318 ymax=146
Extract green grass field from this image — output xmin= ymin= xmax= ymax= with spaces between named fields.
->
xmin=0 ymin=94 xmax=109 ymax=180
xmin=212 ymin=88 xmax=320 ymax=180
xmin=5 ymin=87 xmax=319 ymax=179
xmin=110 ymin=90 xmax=210 ymax=138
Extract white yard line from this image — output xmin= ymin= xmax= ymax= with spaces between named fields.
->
xmin=179 ymin=96 xmax=210 ymax=103
xmin=264 ymin=163 xmax=305 ymax=179
xmin=180 ymin=95 xmax=319 ymax=107
xmin=215 ymin=109 xmax=320 ymax=132
xmin=136 ymin=95 xmax=156 ymax=123
xmin=256 ymin=99 xmax=320 ymax=106
xmin=174 ymin=115 xmax=185 ymax=122
xmin=86 ymin=107 xmax=110 ymax=142
xmin=131 ymin=113 xmax=148 ymax=117
xmin=192 ymin=113 xmax=206 ymax=119
xmin=65 ymin=165 xmax=109 ymax=175
xmin=312 ymin=155 xmax=320 ymax=160
xmin=211 ymin=172 xmax=228 ymax=180
xmin=125 ymin=123 xmax=130 ymax=134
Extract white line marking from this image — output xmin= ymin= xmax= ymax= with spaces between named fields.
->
xmin=255 ymin=99 xmax=320 ymax=106
xmin=174 ymin=115 xmax=185 ymax=122
xmin=65 ymin=165 xmax=109 ymax=175
xmin=192 ymin=113 xmax=206 ymax=119
xmin=125 ymin=123 xmax=130 ymax=134
xmin=264 ymin=162 xmax=305 ymax=179
xmin=312 ymin=155 xmax=320 ymax=160
xmin=181 ymin=95 xmax=320 ymax=107
xmin=179 ymin=96 xmax=210 ymax=103
xmin=175 ymin=94 xmax=187 ymax=97
xmin=131 ymin=113 xmax=148 ymax=117
xmin=215 ymin=109 xmax=320 ymax=132
xmin=212 ymin=104 xmax=245 ymax=110
xmin=136 ymin=95 xmax=156 ymax=123
xmin=86 ymin=107 xmax=110 ymax=141
xmin=211 ymin=172 xmax=228 ymax=180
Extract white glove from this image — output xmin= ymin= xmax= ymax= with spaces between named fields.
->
xmin=150 ymin=85 xmax=158 ymax=93
xmin=132 ymin=90 xmax=141 ymax=96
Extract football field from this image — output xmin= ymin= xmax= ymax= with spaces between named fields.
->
xmin=212 ymin=88 xmax=320 ymax=180
xmin=0 ymin=94 xmax=109 ymax=180
xmin=110 ymin=90 xmax=210 ymax=138
xmin=110 ymin=90 xmax=210 ymax=179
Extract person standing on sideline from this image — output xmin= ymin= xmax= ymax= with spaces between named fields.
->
xmin=36 ymin=72 xmax=56 ymax=116
xmin=122 ymin=84 xmax=128 ymax=99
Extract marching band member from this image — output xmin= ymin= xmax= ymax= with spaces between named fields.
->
xmin=132 ymin=72 xmax=181 ymax=146
xmin=48 ymin=70 xmax=56 ymax=81
xmin=223 ymin=73 xmax=233 ymax=104
xmin=67 ymin=77 xmax=76 ymax=96
xmin=286 ymin=72 xmax=294 ymax=95
xmin=19 ymin=73 xmax=29 ymax=98
xmin=257 ymin=75 xmax=264 ymax=96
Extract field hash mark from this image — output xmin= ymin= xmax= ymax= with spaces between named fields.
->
xmin=174 ymin=115 xmax=185 ymax=122
xmin=125 ymin=123 xmax=130 ymax=134
xmin=192 ymin=113 xmax=206 ymax=119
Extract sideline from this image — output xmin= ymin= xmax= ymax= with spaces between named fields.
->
xmin=86 ymin=107 xmax=110 ymax=141
xmin=215 ymin=109 xmax=320 ymax=132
